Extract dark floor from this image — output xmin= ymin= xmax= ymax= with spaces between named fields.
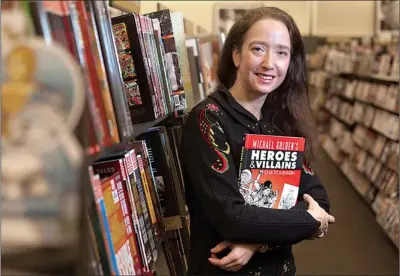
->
xmin=293 ymin=150 xmax=399 ymax=276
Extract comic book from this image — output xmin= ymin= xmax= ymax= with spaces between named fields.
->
xmin=238 ymin=134 xmax=305 ymax=210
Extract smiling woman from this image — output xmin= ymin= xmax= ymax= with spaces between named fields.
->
xmin=179 ymin=6 xmax=334 ymax=276
xmin=230 ymin=18 xmax=291 ymax=116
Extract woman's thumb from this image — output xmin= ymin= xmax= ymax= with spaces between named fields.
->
xmin=303 ymin=194 xmax=312 ymax=202
xmin=210 ymin=241 xmax=231 ymax=253
xmin=303 ymin=194 xmax=316 ymax=205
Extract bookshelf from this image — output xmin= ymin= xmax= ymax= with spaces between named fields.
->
xmin=308 ymin=42 xmax=399 ymax=249
xmin=2 ymin=1 xmax=223 ymax=275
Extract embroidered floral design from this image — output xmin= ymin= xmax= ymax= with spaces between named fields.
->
xmin=302 ymin=163 xmax=315 ymax=175
xmin=281 ymin=260 xmax=290 ymax=275
xmin=199 ymin=103 xmax=230 ymax=173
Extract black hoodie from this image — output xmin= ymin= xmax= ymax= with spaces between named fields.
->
xmin=179 ymin=85 xmax=330 ymax=275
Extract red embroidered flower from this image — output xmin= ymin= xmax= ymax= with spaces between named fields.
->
xmin=207 ymin=103 xmax=219 ymax=111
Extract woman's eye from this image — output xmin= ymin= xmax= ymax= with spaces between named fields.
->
xmin=252 ymin=47 xmax=264 ymax=52
xmin=278 ymin=51 xmax=288 ymax=56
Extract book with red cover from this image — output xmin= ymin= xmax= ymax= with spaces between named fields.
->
xmin=238 ymin=134 xmax=305 ymax=210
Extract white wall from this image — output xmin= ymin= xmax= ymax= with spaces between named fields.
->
xmin=312 ymin=1 xmax=375 ymax=37
xmin=141 ymin=1 xmax=377 ymax=37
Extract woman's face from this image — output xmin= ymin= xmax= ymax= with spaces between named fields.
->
xmin=232 ymin=18 xmax=291 ymax=96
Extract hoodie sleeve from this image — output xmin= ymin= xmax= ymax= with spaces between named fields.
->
xmin=180 ymin=103 xmax=320 ymax=246
xmin=291 ymin=165 xmax=330 ymax=213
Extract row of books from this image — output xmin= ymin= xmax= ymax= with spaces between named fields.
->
xmin=308 ymin=69 xmax=330 ymax=89
xmin=322 ymin=136 xmax=373 ymax=203
xmin=28 ymin=0 xmax=225 ymax=147
xmin=312 ymin=41 xmax=399 ymax=248
xmin=2 ymin=1 xmax=224 ymax=273
xmin=324 ymin=97 xmax=354 ymax=125
xmin=111 ymin=10 xmax=191 ymax=123
xmin=322 ymin=45 xmax=398 ymax=80
xmin=27 ymin=1 xmax=132 ymax=151
xmin=329 ymin=77 xmax=398 ymax=114
xmin=88 ymin=124 xmax=190 ymax=276
xmin=324 ymin=95 xmax=399 ymax=141
xmin=27 ymin=1 xmax=198 ymax=155
xmin=323 ymin=117 xmax=399 ymax=248
xmin=372 ymin=193 xmax=399 ymax=248
xmin=74 ymin=4 xmax=226 ymax=276
xmin=324 ymin=108 xmax=399 ymax=198
xmin=2 ymin=1 xmax=226 ymax=274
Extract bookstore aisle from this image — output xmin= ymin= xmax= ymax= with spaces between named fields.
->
xmin=293 ymin=150 xmax=399 ymax=276
xmin=302 ymin=38 xmax=399 ymax=275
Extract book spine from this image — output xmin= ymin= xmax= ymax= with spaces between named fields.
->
xmin=75 ymin=1 xmax=112 ymax=147
xmin=142 ymin=15 xmax=162 ymax=117
xmin=110 ymin=173 xmax=137 ymax=275
xmin=152 ymin=18 xmax=173 ymax=114
xmin=118 ymin=159 xmax=145 ymax=275
xmin=68 ymin=1 xmax=107 ymax=148
xmin=146 ymin=16 xmax=167 ymax=117
xmin=87 ymin=219 xmax=104 ymax=276
xmin=136 ymin=154 xmax=158 ymax=227
xmin=129 ymin=151 xmax=154 ymax=273
xmin=136 ymin=154 xmax=158 ymax=262
xmin=91 ymin=1 xmax=134 ymax=140
xmin=124 ymin=150 xmax=150 ymax=274
xmin=134 ymin=14 xmax=160 ymax=119
xmin=88 ymin=168 xmax=118 ymax=275
xmin=139 ymin=141 xmax=163 ymax=237
xmin=147 ymin=17 xmax=169 ymax=116
xmin=85 ymin=1 xmax=120 ymax=144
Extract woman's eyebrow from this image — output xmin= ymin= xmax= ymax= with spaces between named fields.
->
xmin=249 ymin=40 xmax=290 ymax=51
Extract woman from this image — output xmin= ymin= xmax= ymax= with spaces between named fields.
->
xmin=179 ymin=7 xmax=335 ymax=275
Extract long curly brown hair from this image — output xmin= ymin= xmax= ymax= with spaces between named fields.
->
xmin=217 ymin=7 xmax=317 ymax=162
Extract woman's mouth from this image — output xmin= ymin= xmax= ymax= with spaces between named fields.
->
xmin=255 ymin=73 xmax=276 ymax=83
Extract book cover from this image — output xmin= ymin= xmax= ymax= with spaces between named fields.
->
xmin=238 ymin=134 xmax=305 ymax=210
xmin=100 ymin=172 xmax=137 ymax=275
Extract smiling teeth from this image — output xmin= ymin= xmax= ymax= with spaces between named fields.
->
xmin=258 ymin=75 xmax=273 ymax=80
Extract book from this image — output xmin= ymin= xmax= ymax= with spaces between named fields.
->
xmin=88 ymin=166 xmax=118 ymax=275
xmin=170 ymin=12 xmax=193 ymax=111
xmin=91 ymin=0 xmax=134 ymax=141
xmin=100 ymin=172 xmax=140 ymax=275
xmin=238 ymin=134 xmax=306 ymax=210
xmin=145 ymin=9 xmax=187 ymax=114
xmin=69 ymin=1 xmax=112 ymax=147
xmin=84 ymin=1 xmax=120 ymax=144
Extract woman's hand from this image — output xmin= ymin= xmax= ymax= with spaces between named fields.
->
xmin=208 ymin=241 xmax=261 ymax=272
xmin=304 ymin=194 xmax=335 ymax=238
